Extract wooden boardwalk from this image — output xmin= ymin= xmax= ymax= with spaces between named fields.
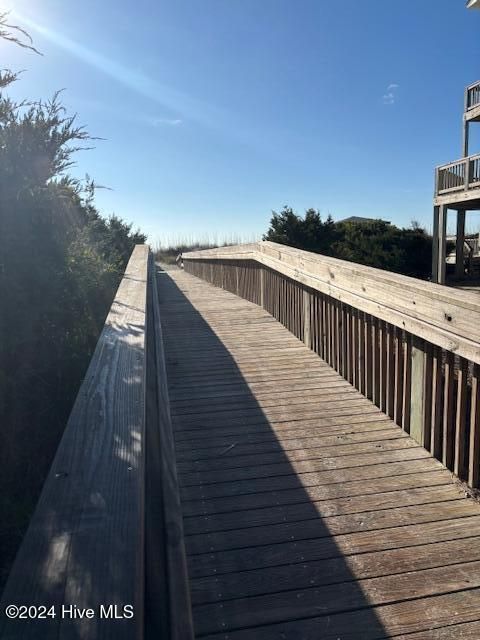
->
xmin=157 ymin=265 xmax=480 ymax=640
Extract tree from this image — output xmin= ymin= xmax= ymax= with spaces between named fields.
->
xmin=263 ymin=207 xmax=433 ymax=279
xmin=332 ymin=220 xmax=432 ymax=278
xmin=263 ymin=206 xmax=340 ymax=254
xmin=0 ymin=11 xmax=41 ymax=89
xmin=0 ymin=21 xmax=146 ymax=587
xmin=0 ymin=11 xmax=40 ymax=52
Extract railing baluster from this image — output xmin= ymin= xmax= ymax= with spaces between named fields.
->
xmin=469 ymin=364 xmax=480 ymax=488
xmin=454 ymin=358 xmax=469 ymax=479
xmin=351 ymin=309 xmax=358 ymax=389
xmin=325 ymin=296 xmax=331 ymax=365
xmin=358 ymin=311 xmax=366 ymax=395
xmin=317 ymin=294 xmax=322 ymax=356
xmin=365 ymin=314 xmax=373 ymax=401
xmin=182 ymin=242 xmax=480 ymax=489
xmin=312 ymin=293 xmax=318 ymax=355
xmin=386 ymin=324 xmax=395 ymax=419
xmin=344 ymin=306 xmax=350 ymax=384
xmin=372 ymin=317 xmax=381 ymax=407
xmin=343 ymin=304 xmax=347 ymax=377
xmin=402 ymin=334 xmax=412 ymax=433
xmin=443 ymin=352 xmax=456 ymax=470
xmin=333 ymin=300 xmax=339 ymax=371
xmin=430 ymin=345 xmax=443 ymax=458
xmin=379 ymin=321 xmax=387 ymax=413
xmin=394 ymin=327 xmax=404 ymax=427
xmin=422 ymin=342 xmax=434 ymax=448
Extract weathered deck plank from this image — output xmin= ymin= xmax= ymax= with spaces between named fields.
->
xmin=157 ymin=266 xmax=480 ymax=640
xmin=0 ymin=245 xmax=150 ymax=640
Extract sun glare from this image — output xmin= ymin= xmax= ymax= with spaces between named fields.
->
xmin=11 ymin=8 xmax=224 ymax=132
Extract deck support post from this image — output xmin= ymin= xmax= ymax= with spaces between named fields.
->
xmin=437 ymin=205 xmax=448 ymax=285
xmin=409 ymin=337 xmax=429 ymax=447
xmin=303 ymin=288 xmax=310 ymax=348
xmin=463 ymin=119 xmax=470 ymax=158
xmin=236 ymin=265 xmax=239 ymax=295
xmin=455 ymin=210 xmax=466 ymax=279
xmin=432 ymin=206 xmax=440 ymax=282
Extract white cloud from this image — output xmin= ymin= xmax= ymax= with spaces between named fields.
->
xmin=150 ymin=118 xmax=182 ymax=127
xmin=382 ymin=83 xmax=399 ymax=105
xmin=65 ymin=97 xmax=183 ymax=130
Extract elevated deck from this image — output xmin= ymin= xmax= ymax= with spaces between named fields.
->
xmin=466 ymin=80 xmax=480 ymax=123
xmin=435 ymin=153 xmax=480 ymax=209
xmin=433 ymin=80 xmax=480 ymax=210
xmin=158 ymin=265 xmax=480 ymax=639
xmin=432 ymin=77 xmax=480 ymax=282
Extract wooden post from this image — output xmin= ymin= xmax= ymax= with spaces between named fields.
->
xmin=463 ymin=84 xmax=470 ymax=157
xmin=454 ymin=358 xmax=469 ymax=479
xmin=303 ymin=288 xmax=311 ymax=348
xmin=463 ymin=119 xmax=469 ymax=158
xmin=455 ymin=210 xmax=466 ymax=279
xmin=465 ymin=158 xmax=472 ymax=191
xmin=469 ymin=364 xmax=480 ymax=488
xmin=437 ymin=205 xmax=448 ymax=285
xmin=409 ymin=337 xmax=428 ymax=447
xmin=432 ymin=206 xmax=439 ymax=282
xmin=463 ymin=83 xmax=469 ymax=157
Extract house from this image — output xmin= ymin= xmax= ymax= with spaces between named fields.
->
xmin=431 ymin=3 xmax=480 ymax=283
xmin=338 ymin=216 xmax=390 ymax=224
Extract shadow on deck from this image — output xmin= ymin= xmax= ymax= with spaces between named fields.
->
xmin=155 ymin=265 xmax=480 ymax=640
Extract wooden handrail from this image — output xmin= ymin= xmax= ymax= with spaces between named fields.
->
xmin=1 ymin=246 xmax=195 ymax=639
xmin=183 ymin=241 xmax=480 ymax=363
xmin=1 ymin=246 xmax=149 ymax=639
xmin=436 ymin=154 xmax=480 ymax=170
xmin=183 ymin=241 xmax=480 ymax=488
xmin=435 ymin=154 xmax=480 ymax=195
xmin=144 ymin=258 xmax=194 ymax=640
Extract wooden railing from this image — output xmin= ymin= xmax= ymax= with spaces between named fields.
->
xmin=183 ymin=241 xmax=480 ymax=489
xmin=436 ymin=154 xmax=480 ymax=195
xmin=1 ymin=246 xmax=194 ymax=640
xmin=145 ymin=257 xmax=194 ymax=640
xmin=466 ymin=80 xmax=480 ymax=111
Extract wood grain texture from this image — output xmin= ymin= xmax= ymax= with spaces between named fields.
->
xmin=1 ymin=245 xmax=150 ymax=640
xmin=144 ymin=261 xmax=194 ymax=639
xmin=183 ymin=240 xmax=480 ymax=364
xmin=469 ymin=364 xmax=480 ymax=487
xmin=183 ymin=242 xmax=480 ymax=494
xmin=158 ymin=265 xmax=480 ymax=640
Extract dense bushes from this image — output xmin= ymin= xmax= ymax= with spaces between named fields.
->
xmin=264 ymin=206 xmax=432 ymax=279
xmin=0 ymin=45 xmax=145 ymax=585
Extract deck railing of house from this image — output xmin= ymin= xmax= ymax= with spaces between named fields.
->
xmin=466 ymin=80 xmax=480 ymax=111
xmin=436 ymin=154 xmax=480 ymax=195
xmin=183 ymin=240 xmax=480 ymax=489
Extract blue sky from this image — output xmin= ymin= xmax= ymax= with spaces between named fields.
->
xmin=3 ymin=0 xmax=480 ymax=243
